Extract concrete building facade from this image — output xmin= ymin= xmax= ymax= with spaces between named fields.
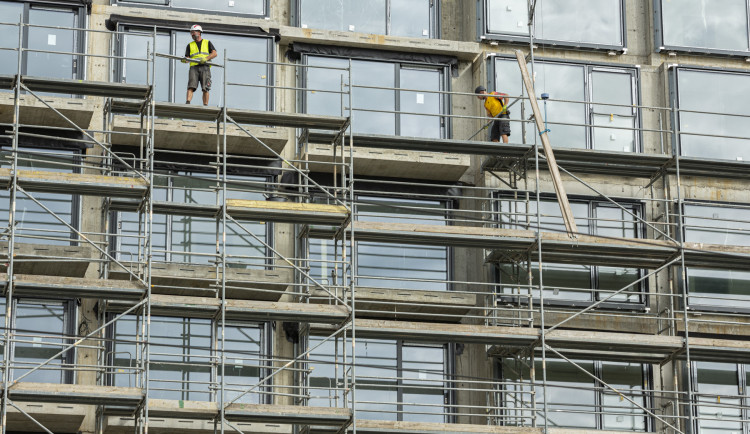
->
xmin=0 ymin=0 xmax=749 ymax=433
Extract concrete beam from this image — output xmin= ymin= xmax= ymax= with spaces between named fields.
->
xmin=0 ymin=242 xmax=95 ymax=277
xmin=0 ymin=169 xmax=147 ymax=198
xmin=6 ymin=382 xmax=143 ymax=407
xmin=7 ymin=402 xmax=86 ymax=433
xmin=0 ymin=93 xmax=95 ymax=129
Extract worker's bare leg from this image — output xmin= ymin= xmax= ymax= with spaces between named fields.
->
xmin=502 ymin=134 xmax=509 ymax=144
xmin=202 ymin=91 xmax=209 ymax=106
xmin=186 ymin=88 xmax=195 ymax=104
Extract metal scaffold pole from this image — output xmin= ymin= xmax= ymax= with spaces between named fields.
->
xmin=219 ymin=48 xmax=228 ymax=434
xmin=347 ymin=57 xmax=357 ymax=434
xmin=1 ymin=15 xmax=23 ymax=434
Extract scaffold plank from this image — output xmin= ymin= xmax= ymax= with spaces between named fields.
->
xmin=21 ymin=76 xmax=151 ymax=99
xmin=0 ymin=169 xmax=147 ymax=198
xmin=227 ymin=199 xmax=349 ymax=225
xmin=8 ymin=274 xmax=145 ymax=300
xmin=106 ymin=294 xmax=349 ymax=323
xmin=6 ymin=383 xmax=143 ymax=407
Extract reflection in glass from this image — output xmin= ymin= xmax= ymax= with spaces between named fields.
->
xmin=221 ymin=324 xmax=264 ymax=404
xmin=13 ymin=302 xmax=68 ymax=383
xmin=591 ymin=71 xmax=635 ymax=152
xmin=0 ymin=2 xmax=24 ymax=76
xmin=400 ymin=68 xmax=441 ymax=138
xmin=696 ymin=362 xmax=742 ymax=432
xmin=662 ymin=0 xmax=748 ymax=51
xmin=391 ymin=0 xmax=431 ymax=38
xmin=27 ymin=7 xmax=75 ymax=82
xmin=171 ymin=0 xmax=264 ymax=14
xmin=300 ymin=0 xmax=431 ymax=37
xmin=487 ymin=0 xmax=623 ymax=47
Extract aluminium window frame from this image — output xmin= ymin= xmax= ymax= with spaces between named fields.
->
xmin=291 ymin=0 xmax=441 ymax=39
xmin=300 ymin=53 xmax=452 ymax=139
xmin=487 ymin=54 xmax=642 ymax=153
xmin=476 ymin=0 xmax=628 ymax=52
xmin=654 ymin=0 xmax=750 ymax=57
xmin=493 ymin=192 xmax=648 ymax=310
xmin=110 ymin=0 xmax=269 ymax=19
xmin=497 ymin=357 xmax=652 ymax=431
xmin=114 ymin=23 xmax=275 ymax=109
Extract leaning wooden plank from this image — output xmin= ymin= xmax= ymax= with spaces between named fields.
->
xmin=515 ymin=50 xmax=578 ymax=237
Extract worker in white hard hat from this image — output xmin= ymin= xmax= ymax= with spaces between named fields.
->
xmin=181 ymin=24 xmax=217 ymax=105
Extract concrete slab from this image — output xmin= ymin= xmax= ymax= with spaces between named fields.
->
xmin=111 ymin=115 xmax=288 ymax=157
xmin=0 ymin=242 xmax=95 ymax=277
xmin=227 ymin=199 xmax=350 ymax=225
xmin=349 ymin=420 xmax=541 ymax=433
xmin=305 ymin=143 xmax=470 ymax=181
xmin=6 ymin=382 xmax=143 ymax=406
xmin=310 ymin=287 xmax=475 ymax=322
xmin=104 ymin=415 xmax=291 ymax=434
xmin=108 ymin=261 xmax=292 ymax=301
xmin=225 ymin=403 xmax=351 ymax=426
xmin=7 ymin=274 xmax=146 ymax=299
xmin=0 ymin=169 xmax=148 ymax=198
xmin=0 ymin=92 xmax=95 ymax=129
xmin=7 ymin=402 xmax=86 ymax=433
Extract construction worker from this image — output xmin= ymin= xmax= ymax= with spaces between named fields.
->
xmin=182 ymin=24 xmax=217 ymax=105
xmin=475 ymin=86 xmax=510 ymax=143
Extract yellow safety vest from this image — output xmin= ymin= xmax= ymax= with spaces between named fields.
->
xmin=484 ymin=92 xmax=507 ymax=117
xmin=188 ymin=39 xmax=211 ymax=67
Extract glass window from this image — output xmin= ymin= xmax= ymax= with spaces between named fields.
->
xmin=117 ymin=171 xmax=269 ymax=267
xmin=221 ymin=323 xmax=266 ymax=404
xmin=683 ymin=203 xmax=750 ymax=310
xmin=675 ymin=68 xmax=750 ymax=161
xmin=0 ymin=148 xmax=78 ymax=245
xmin=13 ymin=300 xmax=72 ymax=384
xmin=484 ymin=0 xmax=624 ymax=48
xmin=695 ymin=362 xmax=743 ymax=432
xmin=500 ymin=358 xmax=647 ymax=430
xmin=496 ymin=197 xmax=642 ymax=304
xmin=299 ymin=0 xmax=434 ymax=38
xmin=305 ymin=56 xmax=446 ymax=138
xmin=659 ymin=0 xmax=748 ymax=52
xmin=119 ymin=27 xmax=271 ymax=110
xmin=493 ymin=58 xmax=637 ymax=151
xmin=308 ymin=336 xmax=448 ymax=422
xmin=0 ymin=1 xmax=24 ymax=76
xmin=116 ymin=0 xmax=266 ymax=16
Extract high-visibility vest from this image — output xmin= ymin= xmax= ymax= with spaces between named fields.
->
xmin=188 ymin=39 xmax=211 ymax=67
xmin=484 ymin=91 xmax=508 ymax=117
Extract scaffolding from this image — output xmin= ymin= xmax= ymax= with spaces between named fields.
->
xmin=0 ymin=6 xmax=749 ymax=434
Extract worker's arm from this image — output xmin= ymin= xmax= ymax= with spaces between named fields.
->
xmin=503 ymin=96 xmax=509 ymax=107
xmin=207 ymin=50 xmax=218 ymax=62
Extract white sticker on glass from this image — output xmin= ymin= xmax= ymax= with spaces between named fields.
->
xmin=416 ymin=94 xmax=425 ymax=104
xmin=48 ymin=34 xmax=56 ymax=46
xmin=517 ymin=21 xmax=524 ymax=27
xmin=33 ymin=337 xmax=42 ymax=347
xmin=348 ymin=24 xmax=356 ymax=31
xmin=301 ymin=24 xmax=308 ymax=28
xmin=422 ymin=29 xmax=429 ymax=36
xmin=228 ymin=0 xmax=235 ymax=5
xmin=419 ymin=370 xmax=427 ymax=379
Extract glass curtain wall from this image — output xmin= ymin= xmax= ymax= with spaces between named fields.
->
xmin=496 ymin=197 xmax=642 ymax=304
xmin=659 ymin=0 xmax=749 ymax=52
xmin=308 ymin=336 xmax=448 ymax=422
xmin=683 ymin=202 xmax=750 ymax=310
xmin=493 ymin=58 xmax=637 ymax=151
xmin=305 ymin=56 xmax=445 ymax=138
xmin=298 ymin=0 xmax=435 ymax=38
xmin=484 ymin=0 xmax=624 ymax=48
xmin=119 ymin=27 xmax=271 ymax=109
xmin=115 ymin=0 xmax=266 ymax=16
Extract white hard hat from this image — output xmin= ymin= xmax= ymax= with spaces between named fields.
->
xmin=190 ymin=24 xmax=203 ymax=32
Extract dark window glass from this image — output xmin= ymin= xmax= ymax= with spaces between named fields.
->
xmin=660 ymin=0 xmax=748 ymax=52
xmin=684 ymin=203 xmax=750 ymax=309
xmin=676 ymin=69 xmax=750 ymax=161
xmin=485 ymin=0 xmax=623 ymax=47
xmin=299 ymin=0 xmax=433 ymax=38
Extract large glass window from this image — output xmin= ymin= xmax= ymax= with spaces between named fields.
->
xmin=298 ymin=0 xmax=436 ymax=38
xmin=0 ymin=147 xmax=79 ymax=245
xmin=110 ymin=314 xmax=269 ymax=402
xmin=0 ymin=1 xmax=83 ymax=82
xmin=308 ymin=336 xmax=449 ymax=422
xmin=114 ymin=0 xmax=266 ymax=17
xmin=683 ymin=202 xmax=750 ymax=311
xmin=305 ymin=56 xmax=446 ymax=138
xmin=658 ymin=0 xmax=749 ymax=53
xmin=493 ymin=58 xmax=638 ymax=151
xmin=499 ymin=358 xmax=647 ymax=430
xmin=675 ymin=68 xmax=750 ymax=161
xmin=496 ymin=196 xmax=643 ymax=305
xmin=116 ymin=170 xmax=270 ymax=267
xmin=483 ymin=0 xmax=624 ymax=49
xmin=311 ymin=196 xmax=449 ymax=291
xmin=119 ymin=27 xmax=271 ymax=110
xmin=694 ymin=361 xmax=746 ymax=432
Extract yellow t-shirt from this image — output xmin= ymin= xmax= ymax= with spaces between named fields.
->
xmin=484 ymin=92 xmax=507 ymax=117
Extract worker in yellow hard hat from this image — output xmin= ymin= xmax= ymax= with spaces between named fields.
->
xmin=182 ymin=24 xmax=217 ymax=105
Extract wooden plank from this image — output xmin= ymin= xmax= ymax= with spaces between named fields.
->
xmin=514 ymin=50 xmax=578 ymax=237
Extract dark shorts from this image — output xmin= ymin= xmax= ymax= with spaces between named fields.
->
xmin=188 ymin=65 xmax=211 ymax=92
xmin=490 ymin=113 xmax=511 ymax=141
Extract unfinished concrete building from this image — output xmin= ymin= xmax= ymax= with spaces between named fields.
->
xmin=0 ymin=0 xmax=748 ymax=433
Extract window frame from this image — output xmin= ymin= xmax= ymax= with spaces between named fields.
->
xmin=689 ymin=361 xmax=750 ymax=433
xmin=497 ymin=357 xmax=652 ymax=430
xmin=111 ymin=0 xmax=269 ymax=19
xmin=488 ymin=55 xmax=642 ymax=152
xmin=292 ymin=0 xmax=440 ymax=39
xmin=300 ymin=53 xmax=452 ymax=139
xmin=115 ymin=23 xmax=275 ymax=109
xmin=494 ymin=193 xmax=648 ymax=310
xmin=654 ymin=0 xmax=750 ymax=56
xmin=477 ymin=0 xmax=627 ymax=52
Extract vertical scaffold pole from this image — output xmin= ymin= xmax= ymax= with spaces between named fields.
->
xmin=1 ymin=16 xmax=24 ymax=434
xmin=347 ymin=57 xmax=357 ymax=434
xmin=219 ymin=48 xmax=228 ymax=434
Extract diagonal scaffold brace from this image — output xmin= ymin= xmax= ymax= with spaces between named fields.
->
xmin=514 ymin=50 xmax=578 ymax=238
